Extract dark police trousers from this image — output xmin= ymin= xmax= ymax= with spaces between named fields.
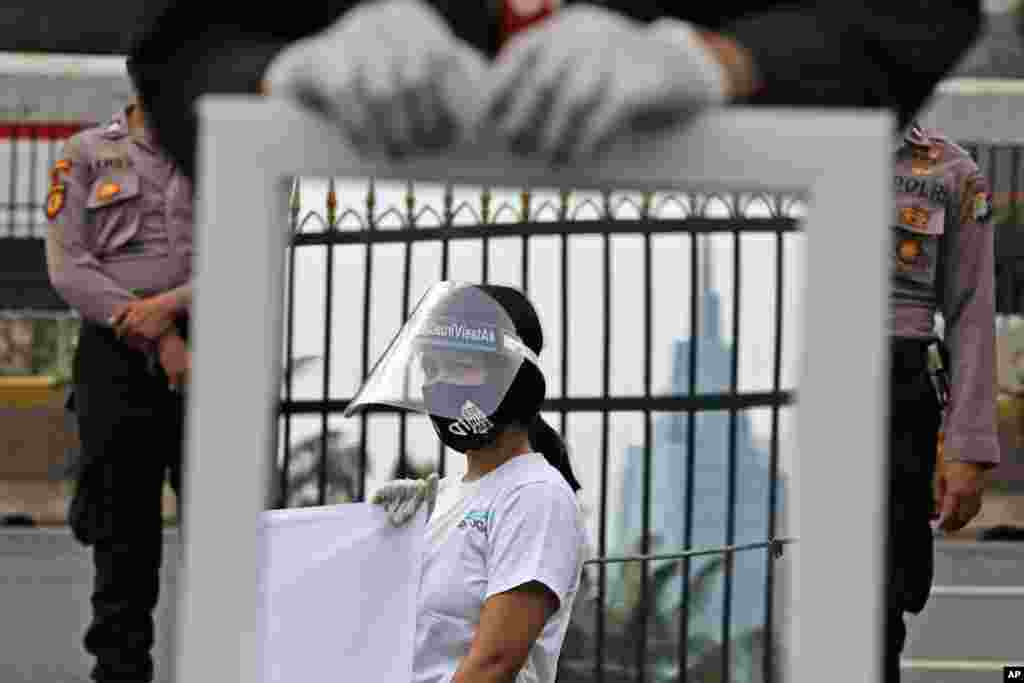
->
xmin=69 ymin=321 xmax=186 ymax=683
xmin=885 ymin=338 xmax=941 ymax=683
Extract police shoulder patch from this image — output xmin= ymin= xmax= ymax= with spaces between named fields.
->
xmin=96 ymin=181 xmax=122 ymax=202
xmin=45 ymin=185 xmax=66 ymax=220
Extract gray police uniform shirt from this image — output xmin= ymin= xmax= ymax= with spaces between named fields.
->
xmin=45 ymin=107 xmax=193 ymax=325
xmin=890 ymin=127 xmax=998 ymax=466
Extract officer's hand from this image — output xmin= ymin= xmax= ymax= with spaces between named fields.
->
xmin=934 ymin=461 xmax=988 ymax=533
xmin=110 ymin=294 xmax=178 ymax=341
xmin=263 ymin=0 xmax=487 ymax=159
xmin=371 ymin=473 xmax=439 ymax=526
xmin=482 ymin=5 xmax=727 ymax=165
xmin=157 ymin=331 xmax=191 ymax=393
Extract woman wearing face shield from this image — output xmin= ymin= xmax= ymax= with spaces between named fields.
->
xmin=345 ymin=282 xmax=586 ymax=683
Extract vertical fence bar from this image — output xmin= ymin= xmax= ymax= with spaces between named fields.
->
xmin=556 ymin=190 xmax=572 ymax=666
xmin=720 ymin=220 xmax=742 ymax=683
xmin=398 ymin=181 xmax=416 ymax=477
xmin=596 ymin=196 xmax=612 ymax=683
xmin=678 ymin=223 xmax=700 ymax=682
xmin=481 ymin=186 xmax=491 ymax=283
xmin=358 ymin=178 xmax=376 ymax=501
xmin=8 ymin=124 xmax=19 ymax=237
xmin=438 ymin=183 xmax=453 ymax=478
xmin=560 ymin=191 xmax=570 ymax=476
xmin=28 ymin=125 xmax=39 ymax=238
xmin=521 ymin=194 xmax=531 ymax=298
xmin=763 ymin=199 xmax=787 ymax=683
xmin=318 ymin=179 xmax=338 ymax=504
xmin=638 ymin=219 xmax=653 ymax=683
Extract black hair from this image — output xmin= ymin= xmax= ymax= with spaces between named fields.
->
xmin=528 ymin=415 xmax=581 ymax=492
xmin=477 ymin=284 xmax=581 ymax=493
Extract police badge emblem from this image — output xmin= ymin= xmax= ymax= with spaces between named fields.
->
xmin=900 ymin=206 xmax=931 ymax=230
xmin=898 ymin=238 xmax=921 ymax=265
xmin=96 ymin=182 xmax=122 ymax=202
xmin=909 ymin=144 xmax=940 ymax=176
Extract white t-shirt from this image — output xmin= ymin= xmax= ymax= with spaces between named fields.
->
xmin=413 ymin=453 xmax=585 ymax=683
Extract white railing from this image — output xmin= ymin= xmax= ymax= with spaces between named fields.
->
xmin=184 ymin=97 xmax=893 ymax=683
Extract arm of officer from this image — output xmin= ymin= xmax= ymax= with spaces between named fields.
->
xmin=45 ymin=135 xmax=139 ymax=326
xmin=942 ymin=164 xmax=999 ymax=468
xmin=937 ymin=160 xmax=999 ymax=531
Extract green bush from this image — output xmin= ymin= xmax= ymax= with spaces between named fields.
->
xmin=30 ymin=317 xmax=79 ymax=384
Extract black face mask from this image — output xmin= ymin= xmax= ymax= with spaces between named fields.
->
xmin=423 ymin=382 xmax=504 ymax=453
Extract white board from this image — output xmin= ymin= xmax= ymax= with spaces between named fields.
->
xmin=259 ymin=504 xmax=425 ymax=683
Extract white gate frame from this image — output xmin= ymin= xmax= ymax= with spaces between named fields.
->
xmin=180 ymin=97 xmax=893 ymax=683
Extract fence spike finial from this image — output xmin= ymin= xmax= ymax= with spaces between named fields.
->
xmin=558 ymin=189 xmax=571 ymax=221
xmin=405 ymin=180 xmax=416 ymax=226
xmin=443 ymin=183 xmax=455 ymax=226
xmin=326 ymin=177 xmax=338 ymax=228
xmin=367 ymin=178 xmax=377 ymax=228
xmin=481 ymin=186 xmax=493 ymax=225
xmin=601 ymin=189 xmax=613 ymax=220
xmin=289 ymin=177 xmax=302 ymax=228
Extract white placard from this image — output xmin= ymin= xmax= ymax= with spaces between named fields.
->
xmin=259 ymin=504 xmax=424 ymax=683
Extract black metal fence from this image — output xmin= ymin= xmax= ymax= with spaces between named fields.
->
xmin=964 ymin=142 xmax=1024 ymax=313
xmin=0 ymin=123 xmax=86 ymax=314
xmin=275 ymin=178 xmax=799 ymax=682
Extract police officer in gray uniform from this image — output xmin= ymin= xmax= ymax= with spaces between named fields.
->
xmin=45 ymin=59 xmax=193 ymax=683
xmin=886 ymin=123 xmax=998 ymax=682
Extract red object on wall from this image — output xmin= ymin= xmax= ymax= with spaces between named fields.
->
xmin=0 ymin=122 xmax=88 ymax=141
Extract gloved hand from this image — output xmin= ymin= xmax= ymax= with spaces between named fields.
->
xmin=482 ymin=5 xmax=727 ymax=165
xmin=264 ymin=0 xmax=487 ymax=159
xmin=372 ymin=473 xmax=440 ymax=526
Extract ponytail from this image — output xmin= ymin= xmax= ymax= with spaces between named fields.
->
xmin=528 ymin=415 xmax=581 ymax=492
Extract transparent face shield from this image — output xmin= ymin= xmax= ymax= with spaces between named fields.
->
xmin=343 ymin=282 xmax=541 ymax=419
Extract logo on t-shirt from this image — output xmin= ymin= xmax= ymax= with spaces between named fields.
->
xmin=457 ymin=510 xmax=491 ymax=536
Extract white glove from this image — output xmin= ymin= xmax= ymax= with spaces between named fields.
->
xmin=482 ymin=5 xmax=727 ymax=165
xmin=372 ymin=473 xmax=440 ymax=526
xmin=264 ymin=0 xmax=487 ymax=159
